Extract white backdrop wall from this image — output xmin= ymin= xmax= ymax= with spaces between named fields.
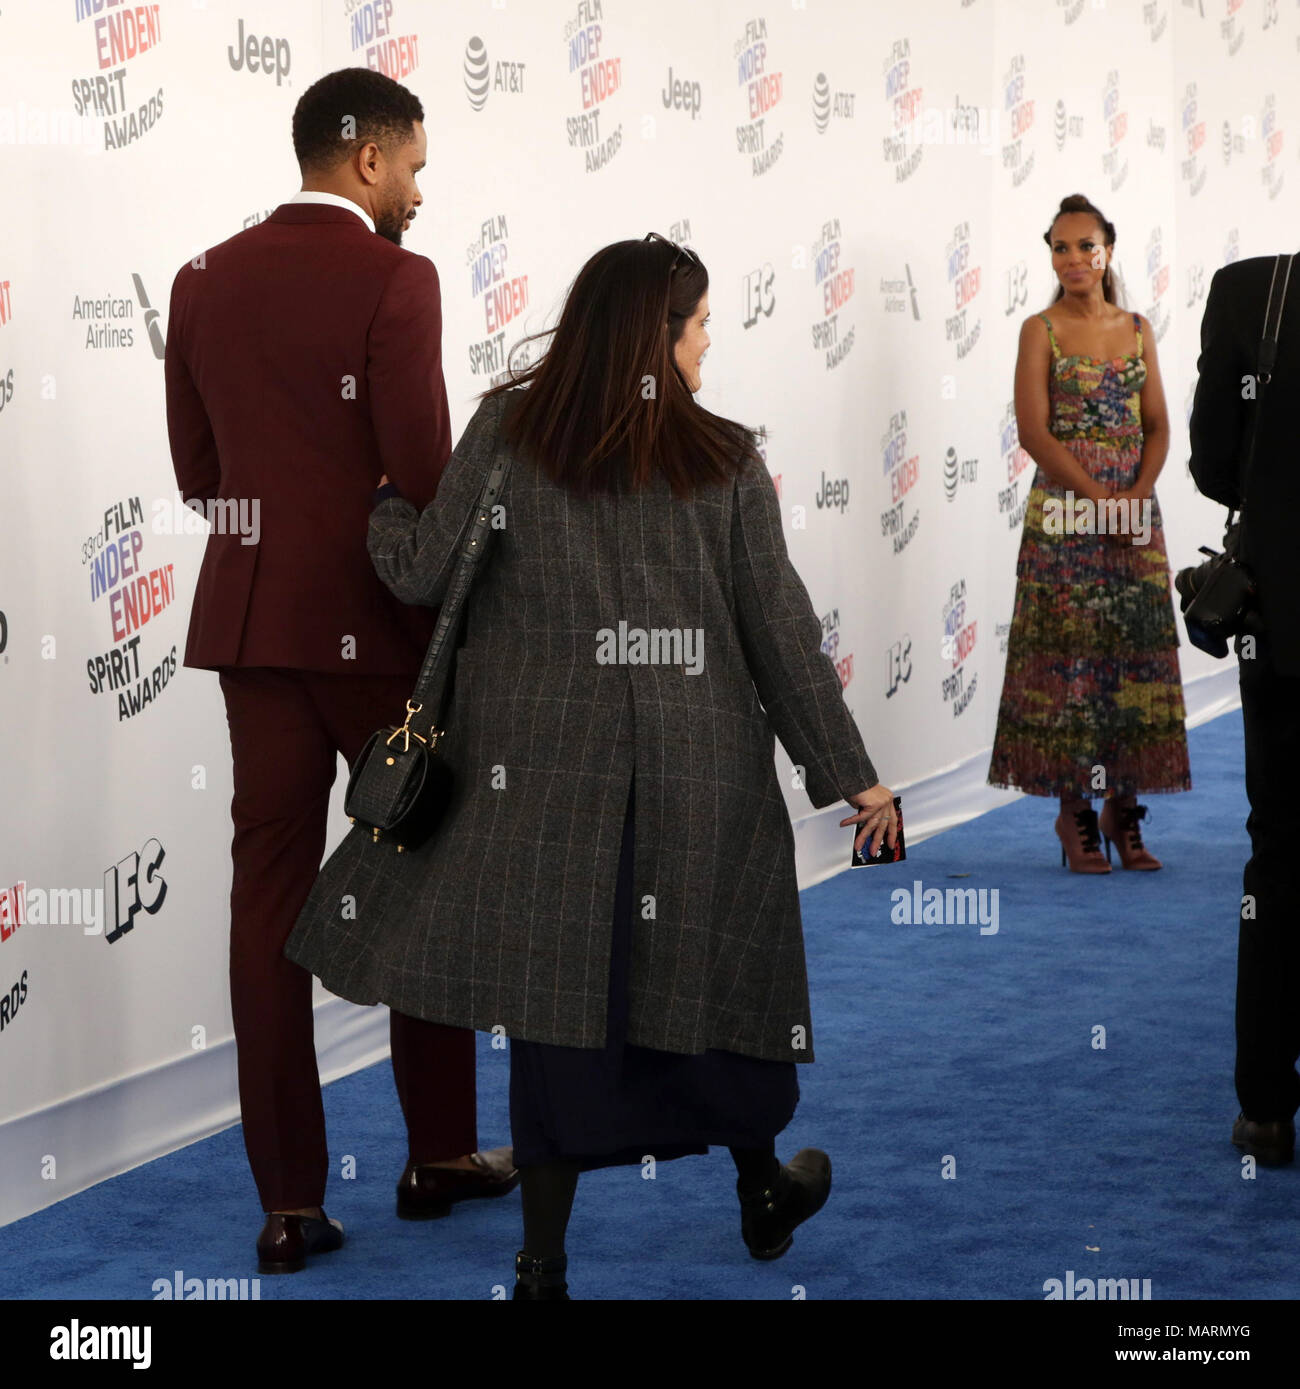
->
xmin=0 ymin=0 xmax=1280 ymax=1225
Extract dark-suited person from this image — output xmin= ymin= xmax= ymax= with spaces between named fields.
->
xmin=164 ymin=68 xmax=516 ymax=1275
xmin=286 ymin=233 xmax=896 ymax=1298
xmin=1188 ymin=253 xmax=1300 ymax=1168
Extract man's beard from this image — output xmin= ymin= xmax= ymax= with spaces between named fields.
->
xmin=374 ymin=195 xmax=408 ymax=247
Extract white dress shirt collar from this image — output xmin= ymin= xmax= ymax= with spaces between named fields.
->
xmin=287 ymin=190 xmax=375 ymax=234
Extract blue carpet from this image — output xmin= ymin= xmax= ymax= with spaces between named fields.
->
xmin=6 ymin=709 xmax=1296 ymax=1300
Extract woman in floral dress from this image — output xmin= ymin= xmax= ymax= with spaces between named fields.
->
xmin=988 ymin=194 xmax=1191 ymax=871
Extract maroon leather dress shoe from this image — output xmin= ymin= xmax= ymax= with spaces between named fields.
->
xmin=396 ymin=1146 xmax=520 ymax=1220
xmin=256 ymin=1211 xmax=345 ymax=1274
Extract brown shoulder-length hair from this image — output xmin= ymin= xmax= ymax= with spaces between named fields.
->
xmin=1044 ymin=192 xmax=1122 ymax=305
xmin=480 ymin=236 xmax=763 ymax=497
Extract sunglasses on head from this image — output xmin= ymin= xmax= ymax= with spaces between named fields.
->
xmin=643 ymin=231 xmax=702 ymax=273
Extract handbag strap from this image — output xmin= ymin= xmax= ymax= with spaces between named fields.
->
xmin=1233 ymin=252 xmax=1293 ymax=532
xmin=402 ymin=414 xmax=512 ymax=740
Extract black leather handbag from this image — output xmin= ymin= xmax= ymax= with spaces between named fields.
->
xmin=345 ymin=436 xmax=512 ymax=851
xmin=1176 ymin=253 xmax=1293 ymax=657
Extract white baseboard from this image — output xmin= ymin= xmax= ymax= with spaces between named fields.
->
xmin=0 ymin=996 xmax=391 ymax=1228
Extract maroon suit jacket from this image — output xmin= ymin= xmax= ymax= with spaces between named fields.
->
xmin=164 ymin=202 xmax=451 ymax=673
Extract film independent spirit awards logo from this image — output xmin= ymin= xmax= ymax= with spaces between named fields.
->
xmin=466 ymin=215 xmax=531 ymax=385
xmin=810 ymin=218 xmax=855 ymax=370
xmin=563 ymin=1 xmax=624 ymax=171
xmin=880 ymin=409 xmax=920 ymax=557
xmin=70 ymin=0 xmax=165 ymax=151
xmin=735 ymin=16 xmax=783 ymax=176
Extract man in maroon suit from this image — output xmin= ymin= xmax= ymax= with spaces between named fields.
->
xmin=164 ymin=69 xmax=516 ymax=1275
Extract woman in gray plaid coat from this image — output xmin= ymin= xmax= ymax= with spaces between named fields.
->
xmin=285 ymin=234 xmax=896 ymax=1298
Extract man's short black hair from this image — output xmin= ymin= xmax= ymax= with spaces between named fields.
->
xmin=292 ymin=68 xmax=424 ymax=172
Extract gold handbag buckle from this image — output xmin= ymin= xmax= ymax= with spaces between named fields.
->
xmin=386 ymin=700 xmax=429 ymax=754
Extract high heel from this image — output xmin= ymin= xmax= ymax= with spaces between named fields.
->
xmin=1098 ymin=800 xmax=1162 ymax=871
xmin=512 ymin=1250 xmax=570 ymax=1300
xmin=1054 ymin=806 xmax=1111 ymax=874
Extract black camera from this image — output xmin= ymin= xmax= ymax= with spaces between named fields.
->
xmin=1173 ymin=521 xmax=1258 ymax=658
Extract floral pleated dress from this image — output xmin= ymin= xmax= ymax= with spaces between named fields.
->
xmin=987 ymin=310 xmax=1191 ymax=799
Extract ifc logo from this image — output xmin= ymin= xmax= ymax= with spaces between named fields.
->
xmin=465 ymin=36 xmax=489 ymax=111
xmin=813 ymin=73 xmax=830 ymax=134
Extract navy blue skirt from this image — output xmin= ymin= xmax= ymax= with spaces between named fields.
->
xmin=508 ymin=772 xmax=799 ymax=1172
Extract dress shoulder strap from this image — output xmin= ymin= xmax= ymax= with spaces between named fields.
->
xmin=1132 ymin=311 xmax=1143 ymax=357
xmin=1037 ymin=312 xmax=1060 ymax=357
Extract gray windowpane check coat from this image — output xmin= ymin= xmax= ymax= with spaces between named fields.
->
xmin=284 ymin=389 xmax=879 ymax=1063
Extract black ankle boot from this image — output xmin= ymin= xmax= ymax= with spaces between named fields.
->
xmin=512 ymin=1250 xmax=570 ymax=1300
xmin=738 ymin=1149 xmax=832 ymax=1260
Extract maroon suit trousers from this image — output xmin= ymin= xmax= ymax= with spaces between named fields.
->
xmin=218 ymin=665 xmax=476 ymax=1211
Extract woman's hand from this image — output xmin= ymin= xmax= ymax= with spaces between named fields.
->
xmin=1109 ymin=484 xmax=1152 ymax=503
xmin=1101 ymin=486 xmax=1151 ymax=545
xmin=841 ymin=784 xmax=898 ymax=857
xmin=378 ymin=474 xmax=389 ymax=486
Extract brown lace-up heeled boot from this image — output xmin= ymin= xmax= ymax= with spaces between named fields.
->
xmin=1054 ymin=801 xmax=1111 ymax=874
xmin=1098 ymin=798 xmax=1162 ymax=870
